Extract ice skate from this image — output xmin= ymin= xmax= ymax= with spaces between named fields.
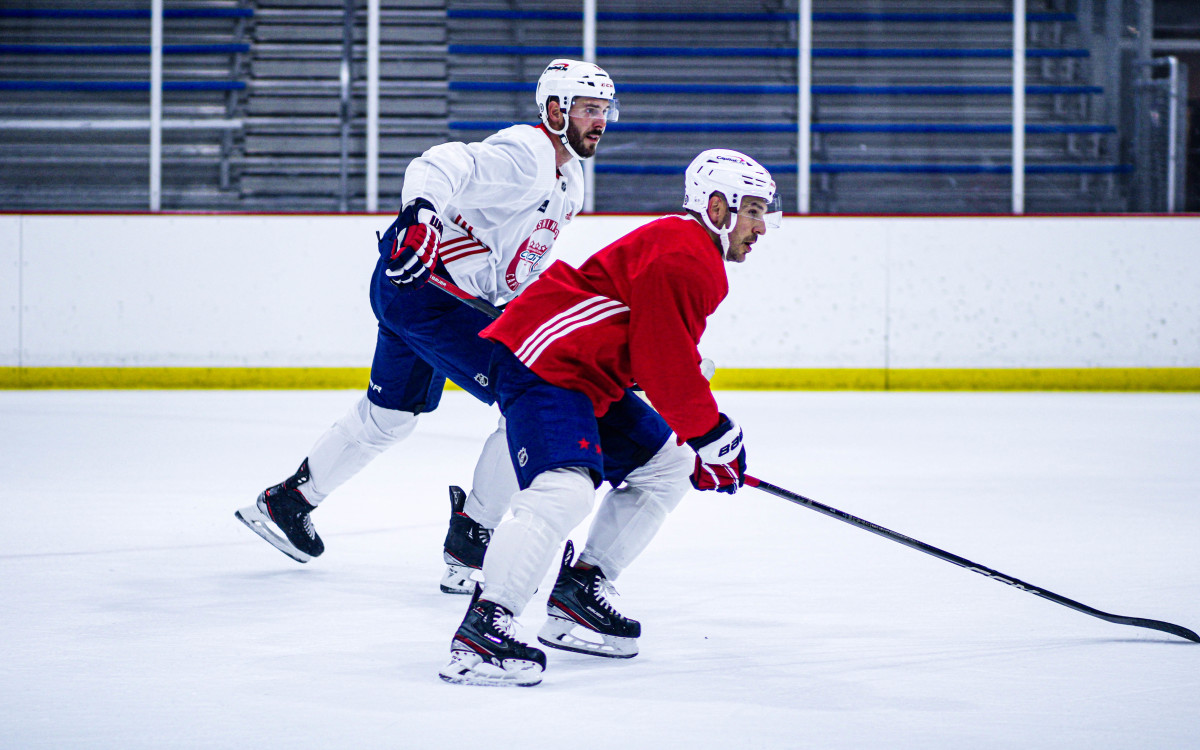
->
xmin=439 ymin=587 xmax=546 ymax=687
xmin=537 ymin=541 xmax=640 ymax=659
xmin=440 ymin=485 xmax=492 ymax=594
xmin=235 ymin=459 xmax=324 ymax=563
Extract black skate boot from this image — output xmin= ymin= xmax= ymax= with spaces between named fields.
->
xmin=537 ymin=541 xmax=641 ymax=659
xmin=235 ymin=459 xmax=324 ymax=563
xmin=439 ymin=586 xmax=547 ymax=687
xmin=441 ymin=486 xmax=492 ymax=594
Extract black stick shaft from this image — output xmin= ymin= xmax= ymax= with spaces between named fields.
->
xmin=746 ymin=475 xmax=1199 ymax=643
xmin=427 ymin=272 xmax=502 ymax=319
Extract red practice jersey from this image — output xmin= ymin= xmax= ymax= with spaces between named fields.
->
xmin=481 ymin=214 xmax=726 ymax=442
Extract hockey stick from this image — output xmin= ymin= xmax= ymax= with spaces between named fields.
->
xmin=427 ymin=272 xmax=502 ymax=319
xmin=744 ymin=475 xmax=1199 ymax=643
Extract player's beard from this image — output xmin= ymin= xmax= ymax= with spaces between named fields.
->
xmin=566 ymin=119 xmax=603 ymax=158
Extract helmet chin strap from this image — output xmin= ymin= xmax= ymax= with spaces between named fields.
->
xmin=546 ymin=110 xmax=592 ymax=161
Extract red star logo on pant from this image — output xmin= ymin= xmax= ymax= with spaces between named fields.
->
xmin=578 ymin=438 xmax=590 ymax=450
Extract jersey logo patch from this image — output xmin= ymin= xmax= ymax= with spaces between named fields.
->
xmin=537 ymin=199 xmax=549 ymax=213
xmin=505 ymin=218 xmax=559 ymax=291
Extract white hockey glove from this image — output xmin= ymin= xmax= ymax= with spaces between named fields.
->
xmin=380 ymin=197 xmax=443 ymax=288
xmin=686 ymin=413 xmax=747 ymax=494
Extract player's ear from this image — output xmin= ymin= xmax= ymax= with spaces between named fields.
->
xmin=546 ymin=97 xmax=565 ymax=130
xmin=707 ymin=192 xmax=729 ymax=229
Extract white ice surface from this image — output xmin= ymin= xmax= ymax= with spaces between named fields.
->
xmin=1 ymin=390 xmax=1198 ymax=749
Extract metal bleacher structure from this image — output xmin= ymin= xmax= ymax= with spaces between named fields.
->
xmin=448 ymin=0 xmax=1129 ymax=214
xmin=0 ymin=3 xmax=251 ymax=210
xmin=0 ymin=0 xmax=448 ymax=211
xmin=0 ymin=1 xmax=1154 ymax=213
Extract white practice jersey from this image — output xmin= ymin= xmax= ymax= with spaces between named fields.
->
xmin=400 ymin=124 xmax=585 ymax=306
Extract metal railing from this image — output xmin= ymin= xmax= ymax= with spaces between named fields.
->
xmin=0 ymin=3 xmax=250 ymax=210
xmin=1 ymin=0 xmax=1189 ymax=214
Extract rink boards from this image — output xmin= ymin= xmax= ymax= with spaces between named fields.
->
xmin=1 ymin=213 xmax=1198 ymax=390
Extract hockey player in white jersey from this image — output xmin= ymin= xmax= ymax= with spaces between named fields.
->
xmin=235 ymin=59 xmax=618 ymax=566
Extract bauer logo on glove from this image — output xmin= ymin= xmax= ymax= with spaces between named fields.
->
xmin=685 ymin=413 xmax=747 ymax=494
xmin=717 ymin=432 xmax=742 ymax=459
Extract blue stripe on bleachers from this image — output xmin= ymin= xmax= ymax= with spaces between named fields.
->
xmin=449 ymin=81 xmax=1103 ymax=97
xmin=448 ymin=121 xmax=1113 ymax=134
xmin=610 ymin=122 xmax=790 ymax=133
xmin=813 ymin=123 xmax=1116 ymax=134
xmin=448 ymin=121 xmax=796 ymax=133
xmin=815 ymin=84 xmax=1103 ymax=95
xmin=449 ymin=44 xmax=768 ymax=57
xmin=814 ymin=12 xmax=1075 ymax=23
xmin=593 ymin=164 xmax=801 ymax=175
xmin=446 ymin=10 xmax=791 ymax=22
xmin=446 ymin=120 xmax=1118 ymax=135
xmin=594 ymin=165 xmax=695 ymax=175
xmin=0 ymin=80 xmax=246 ymax=92
xmin=444 ymin=10 xmax=1074 ymax=24
xmin=448 ymin=44 xmax=1088 ymax=59
xmin=449 ymin=81 xmax=798 ymax=95
xmin=593 ymin=163 xmax=1130 ymax=176
xmin=0 ymin=8 xmax=253 ymax=19
xmin=809 ymin=163 xmax=1132 ymax=175
xmin=0 ymin=44 xmax=250 ymax=55
xmin=818 ymin=48 xmax=1088 ymax=58
xmin=449 ymin=121 xmax=1117 ymax=135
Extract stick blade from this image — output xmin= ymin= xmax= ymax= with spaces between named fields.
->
xmin=1113 ymin=616 xmax=1200 ymax=643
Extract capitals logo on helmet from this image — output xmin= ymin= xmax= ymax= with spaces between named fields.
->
xmin=683 ymin=149 xmax=781 ymax=255
xmin=683 ymin=149 xmax=776 ymax=216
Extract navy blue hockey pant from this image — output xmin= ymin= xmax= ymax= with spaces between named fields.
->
xmin=490 ymin=345 xmax=673 ymax=490
xmin=366 ymin=259 xmax=497 ymax=413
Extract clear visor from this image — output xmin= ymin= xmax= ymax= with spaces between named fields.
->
xmin=567 ymin=98 xmax=620 ymax=123
xmin=736 ymin=194 xmax=783 ymax=230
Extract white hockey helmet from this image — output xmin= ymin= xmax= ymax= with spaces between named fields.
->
xmin=683 ymin=149 xmax=781 ymax=252
xmin=535 ymin=58 xmax=618 ymax=160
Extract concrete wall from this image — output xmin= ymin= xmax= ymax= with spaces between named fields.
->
xmin=1 ymin=213 xmax=1198 ymax=372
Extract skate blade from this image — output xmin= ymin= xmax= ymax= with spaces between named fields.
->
xmin=438 ymin=650 xmax=542 ymax=687
xmin=234 ymin=505 xmax=311 ymax=564
xmin=537 ymin=616 xmax=638 ymax=659
xmin=439 ymin=562 xmax=481 ymax=594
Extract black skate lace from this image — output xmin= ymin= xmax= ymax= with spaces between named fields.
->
xmin=302 ymin=514 xmax=315 ymax=539
xmin=476 ymin=526 xmax=491 ymax=546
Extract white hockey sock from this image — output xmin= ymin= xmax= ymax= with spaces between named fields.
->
xmin=300 ymin=395 xmax=418 ymax=505
xmin=481 ymin=467 xmax=594 ymax=615
xmin=579 ymin=439 xmax=692 ymax=579
xmin=462 ymin=416 xmax=518 ymax=529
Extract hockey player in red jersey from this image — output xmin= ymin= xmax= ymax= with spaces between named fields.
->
xmin=439 ymin=149 xmax=782 ymax=686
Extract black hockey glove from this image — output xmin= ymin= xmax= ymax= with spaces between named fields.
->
xmin=686 ymin=413 xmax=747 ymax=494
xmin=379 ymin=197 xmax=443 ymax=289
